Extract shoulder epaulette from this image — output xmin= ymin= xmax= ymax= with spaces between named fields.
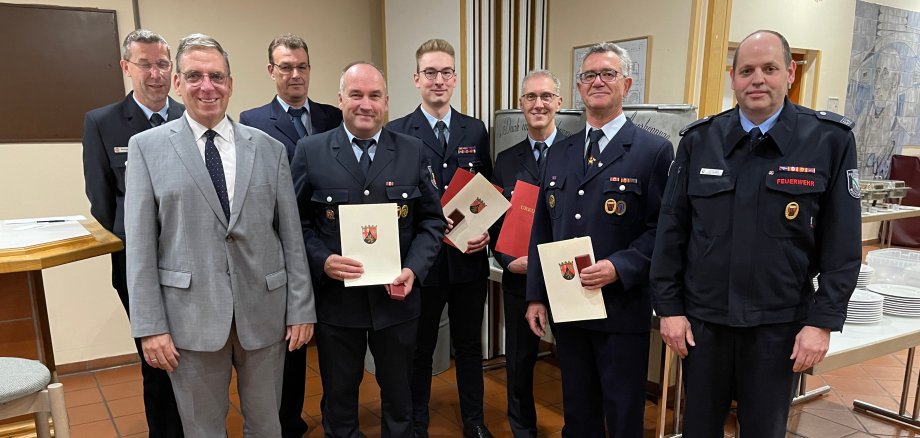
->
xmin=679 ymin=116 xmax=714 ymax=136
xmin=814 ymin=110 xmax=854 ymax=130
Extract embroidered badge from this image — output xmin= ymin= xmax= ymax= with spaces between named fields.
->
xmin=615 ymin=200 xmax=627 ymax=216
xmin=326 ymin=208 xmax=336 ymax=221
xmin=427 ymin=165 xmax=437 ymax=188
xmin=362 ymin=225 xmax=378 ymax=244
xmin=398 ymin=204 xmax=409 ymax=218
xmin=604 ymin=199 xmax=616 ymax=215
xmin=559 ymin=261 xmax=576 ymax=280
xmin=548 ymin=194 xmax=556 ymax=208
xmin=847 ymin=169 xmax=860 ymax=199
xmin=778 ymin=166 xmax=816 ymax=173
xmin=785 ymin=202 xmax=800 ymax=220
xmin=470 ymin=197 xmax=487 ymax=214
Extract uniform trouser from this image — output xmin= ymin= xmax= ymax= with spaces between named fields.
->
xmin=316 ymin=319 xmax=418 ymax=438
xmin=279 ymin=344 xmax=309 ymax=437
xmin=552 ymin=324 xmax=648 ymax=438
xmin=412 ymin=278 xmax=488 ymax=432
xmin=503 ymin=291 xmax=541 ymax=438
xmin=681 ymin=317 xmax=801 ymax=438
xmin=112 ymin=250 xmax=184 ymax=438
xmin=168 ymin=324 xmax=285 ymax=437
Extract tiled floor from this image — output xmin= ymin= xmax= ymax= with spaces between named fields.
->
xmin=46 ymin=346 xmax=920 ymax=438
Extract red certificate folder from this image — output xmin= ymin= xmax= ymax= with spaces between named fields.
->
xmin=441 ymin=168 xmax=476 ymax=207
xmin=495 ymin=180 xmax=540 ymax=258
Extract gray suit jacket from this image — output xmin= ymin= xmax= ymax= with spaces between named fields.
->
xmin=125 ymin=116 xmax=316 ymax=352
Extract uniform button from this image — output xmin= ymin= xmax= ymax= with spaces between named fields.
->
xmin=549 ymin=181 xmax=556 ymax=187
xmin=578 ymin=190 xmax=585 ymax=196
xmin=819 ymin=111 xmax=827 ymax=115
xmin=442 ymin=163 xmax=448 ymax=168
xmin=363 ymin=189 xmax=370 ymax=196
xmin=619 ymin=184 xmax=626 ymax=191
xmin=575 ymin=213 xmax=582 ymax=220
xmin=402 ymin=192 xmax=408 ymax=199
xmin=225 ymin=235 xmax=233 ymax=243
xmin=124 ymin=161 xmax=128 ymax=166
xmin=598 ymin=162 xmax=604 ymax=167
xmin=326 ymin=196 xmax=333 ymax=202
xmin=511 ymin=190 xmax=514 ymax=195
xmin=444 ymin=185 xmax=449 ymax=190
xmin=468 ymin=162 xmax=474 ymax=167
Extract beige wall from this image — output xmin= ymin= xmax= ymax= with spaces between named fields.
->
xmin=546 ymin=0 xmax=693 ymax=107
xmin=0 ymin=0 xmax=381 ymax=365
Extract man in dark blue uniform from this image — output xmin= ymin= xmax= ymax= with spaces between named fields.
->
xmin=490 ymin=69 xmax=564 ymax=438
xmin=387 ymin=39 xmax=494 ymax=438
xmin=238 ymin=33 xmax=341 ymax=438
xmin=81 ymin=29 xmax=184 ymax=438
xmin=650 ymin=30 xmax=860 ymax=437
xmin=292 ymin=62 xmax=446 ymax=438
xmin=525 ymin=43 xmax=673 ymax=437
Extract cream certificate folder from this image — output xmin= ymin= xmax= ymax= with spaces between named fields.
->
xmin=442 ymin=172 xmax=511 ymax=253
xmin=537 ymin=236 xmax=607 ymax=323
xmin=339 ymin=203 xmax=402 ymax=287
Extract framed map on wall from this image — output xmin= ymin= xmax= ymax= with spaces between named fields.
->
xmin=572 ymin=36 xmax=651 ymax=109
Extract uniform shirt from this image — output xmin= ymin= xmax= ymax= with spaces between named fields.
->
xmin=582 ymin=113 xmax=626 ymax=155
xmin=275 ymin=95 xmax=313 ymax=135
xmin=649 ymin=100 xmax=861 ymax=330
xmin=132 ymin=94 xmax=169 ymax=127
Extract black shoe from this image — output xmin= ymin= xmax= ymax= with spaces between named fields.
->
xmin=463 ymin=424 xmax=494 ymax=438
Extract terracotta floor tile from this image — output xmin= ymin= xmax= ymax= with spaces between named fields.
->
xmin=59 ymin=373 xmax=98 ymax=392
xmin=100 ymin=380 xmax=143 ymax=401
xmin=823 ymin=364 xmax=870 ymax=378
xmin=861 ymin=354 xmax=905 ymax=367
xmin=532 ymin=380 xmax=563 ymax=405
xmin=822 ymin=375 xmax=889 ymax=396
xmin=68 ymin=401 xmax=111 ymax=426
xmin=94 ymin=364 xmax=141 ymax=386
xmin=837 ymin=393 xmax=900 ymax=411
xmin=69 ymin=418 xmax=118 ymax=438
xmin=63 ymin=386 xmax=103 ymax=407
xmin=799 ymin=391 xmax=849 ymax=412
xmin=534 ymin=360 xmax=562 ymax=380
xmin=854 ymin=410 xmax=920 ymax=436
xmin=226 ymin=410 xmax=244 ymax=436
xmin=304 ymin=393 xmax=323 ymax=417
xmin=804 ymin=408 xmax=867 ymax=432
xmin=786 ymin=411 xmax=862 ymax=437
xmin=861 ymin=364 xmax=911 ymax=380
xmin=106 ymin=394 xmax=144 ymax=417
xmin=122 ymin=433 xmax=150 ymax=438
xmin=114 ymin=412 xmax=148 ymax=435
xmin=535 ymin=404 xmax=565 ymax=434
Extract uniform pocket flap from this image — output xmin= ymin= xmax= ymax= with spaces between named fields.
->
xmin=457 ymin=154 xmax=481 ymax=168
xmin=266 ymin=269 xmax=288 ymax=291
xmin=544 ymin=176 xmax=566 ymax=189
xmin=158 ymin=268 xmax=191 ymax=289
xmin=386 ymin=185 xmax=421 ymax=200
xmin=765 ymin=175 xmax=826 ymax=195
xmin=688 ymin=176 xmax=735 ymax=197
xmin=604 ymin=181 xmax=642 ymax=195
xmin=311 ymin=189 xmax=350 ymax=204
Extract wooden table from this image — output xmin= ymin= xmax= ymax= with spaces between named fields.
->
xmin=0 ymin=219 xmax=122 ymax=378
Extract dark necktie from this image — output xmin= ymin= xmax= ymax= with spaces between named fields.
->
xmin=585 ymin=128 xmax=604 ymax=172
xmin=288 ymin=107 xmax=308 ymax=139
xmin=749 ymin=127 xmax=764 ymax=149
xmin=534 ymin=141 xmax=548 ymax=169
xmin=204 ymin=130 xmax=230 ymax=220
xmin=150 ymin=113 xmax=165 ymax=127
xmin=355 ymin=138 xmax=375 ymax=177
xmin=435 ymin=120 xmax=448 ymax=154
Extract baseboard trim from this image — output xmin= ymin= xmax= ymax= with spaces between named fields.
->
xmin=56 ymin=352 xmax=139 ymax=375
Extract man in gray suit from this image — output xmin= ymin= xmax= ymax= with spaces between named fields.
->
xmin=125 ymin=33 xmax=316 ymax=436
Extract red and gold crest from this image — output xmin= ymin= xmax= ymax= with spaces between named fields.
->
xmin=785 ymin=202 xmax=799 ymax=220
xmin=469 ymin=197 xmax=487 ymax=214
xmin=559 ymin=261 xmax=576 ymax=280
xmin=362 ymin=225 xmax=378 ymax=244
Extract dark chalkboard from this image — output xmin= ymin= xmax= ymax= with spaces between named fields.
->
xmin=0 ymin=3 xmax=123 ymax=142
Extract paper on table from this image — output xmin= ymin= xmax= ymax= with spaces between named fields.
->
xmin=339 ymin=203 xmax=402 ymax=287
xmin=3 ymin=215 xmax=86 ymax=225
xmin=537 ymin=236 xmax=607 ymax=323
xmin=442 ymin=172 xmax=511 ymax=253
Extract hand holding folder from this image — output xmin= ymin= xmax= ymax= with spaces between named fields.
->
xmin=441 ymin=171 xmax=510 ymax=253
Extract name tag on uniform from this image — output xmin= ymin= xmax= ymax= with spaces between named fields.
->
xmin=700 ymin=168 xmax=723 ymax=176
xmin=113 ymin=146 xmax=129 ymax=154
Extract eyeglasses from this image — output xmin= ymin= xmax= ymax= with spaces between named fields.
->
xmin=272 ymin=63 xmax=310 ymax=75
xmin=179 ymin=71 xmax=228 ymax=86
xmin=418 ymin=68 xmax=455 ymax=81
xmin=577 ymin=69 xmax=623 ymax=84
xmin=127 ymin=60 xmax=172 ymax=72
xmin=522 ymin=92 xmax=559 ymax=103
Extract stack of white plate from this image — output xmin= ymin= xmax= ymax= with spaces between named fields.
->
xmin=812 ymin=265 xmax=874 ymax=290
xmin=866 ymin=284 xmax=920 ymax=317
xmin=845 ymin=289 xmax=884 ymax=324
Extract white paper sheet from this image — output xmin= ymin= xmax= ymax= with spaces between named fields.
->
xmin=339 ymin=203 xmax=402 ymax=287
xmin=537 ymin=236 xmax=607 ymax=323
xmin=442 ymin=172 xmax=510 ymax=252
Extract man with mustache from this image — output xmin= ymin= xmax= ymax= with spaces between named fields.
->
xmin=81 ymin=28 xmax=185 ymax=438
xmin=650 ymin=29 xmax=860 ymax=437
xmin=239 ymin=33 xmax=342 ymax=437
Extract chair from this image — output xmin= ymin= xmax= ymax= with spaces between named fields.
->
xmin=0 ymin=357 xmax=70 ymax=438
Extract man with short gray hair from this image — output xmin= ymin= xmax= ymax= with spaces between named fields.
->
xmin=82 ymin=28 xmax=184 ymax=438
xmin=126 ymin=33 xmax=315 ymax=436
